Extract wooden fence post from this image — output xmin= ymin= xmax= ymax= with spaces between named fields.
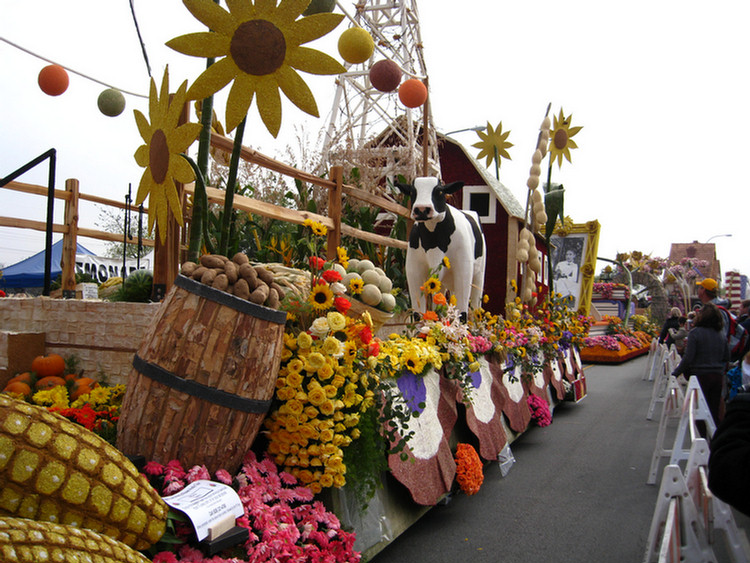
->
xmin=61 ymin=178 xmax=79 ymax=298
xmin=327 ymin=165 xmax=343 ymax=260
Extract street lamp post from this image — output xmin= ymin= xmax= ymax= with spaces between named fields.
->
xmin=704 ymin=234 xmax=732 ymax=244
xmin=442 ymin=125 xmax=486 ymax=136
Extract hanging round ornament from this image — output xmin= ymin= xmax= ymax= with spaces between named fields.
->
xmin=369 ymin=59 xmax=401 ymax=92
xmin=303 ymin=0 xmax=336 ymax=15
xmin=398 ymin=78 xmax=428 ymax=108
xmin=338 ymin=27 xmax=374 ymax=64
xmin=97 ymin=88 xmax=126 ymax=117
xmin=38 ymin=64 xmax=69 ymax=96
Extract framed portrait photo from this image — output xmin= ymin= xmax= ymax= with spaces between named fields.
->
xmin=550 ymin=219 xmax=601 ymax=315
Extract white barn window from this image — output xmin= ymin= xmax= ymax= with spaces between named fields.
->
xmin=462 ymin=185 xmax=496 ymax=224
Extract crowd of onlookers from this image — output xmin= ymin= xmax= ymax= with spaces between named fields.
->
xmin=657 ymin=278 xmax=750 ymax=518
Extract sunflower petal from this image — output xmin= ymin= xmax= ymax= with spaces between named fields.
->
xmin=276 ymin=0 xmax=314 ymax=25
xmin=287 ymin=46 xmax=346 ymax=75
xmin=172 ymin=154 xmax=196 ymax=184
xmin=288 ymin=13 xmax=344 ymax=44
xmin=134 ymin=110 xmax=151 ymax=143
xmin=225 ymin=0 xmax=253 ymax=19
xmin=165 ymin=80 xmax=190 ymax=128
xmin=225 ymin=74 xmax=256 ymax=133
xmin=277 ymin=66 xmax=319 ymax=117
xmin=158 ymin=68 xmax=171 ymax=117
xmin=163 ymin=177 xmax=185 ymax=226
xmin=256 ymin=77 xmax=282 ymax=137
xmin=166 ymin=32 xmax=231 ymax=58
xmin=134 ymin=144 xmax=150 ymax=168
xmin=182 ymin=0 xmax=235 ymax=34
xmin=187 ymin=57 xmax=237 ymax=101
xmin=171 ymin=123 xmax=203 ymax=154
xmin=135 ymin=170 xmax=153 ymax=206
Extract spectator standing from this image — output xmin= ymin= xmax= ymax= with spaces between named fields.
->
xmin=668 ymin=316 xmax=689 ymax=355
xmin=672 ymin=302 xmax=730 ymax=425
xmin=659 ymin=307 xmax=681 ymax=346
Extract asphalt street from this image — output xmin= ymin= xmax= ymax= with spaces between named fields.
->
xmin=372 ymin=355 xmax=750 ymax=563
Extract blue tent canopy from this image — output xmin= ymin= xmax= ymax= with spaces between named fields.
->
xmin=0 ymin=240 xmax=95 ymax=289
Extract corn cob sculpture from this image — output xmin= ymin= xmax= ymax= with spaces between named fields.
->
xmin=0 ymin=394 xmax=167 ymax=550
xmin=0 ymin=516 xmax=152 ymax=563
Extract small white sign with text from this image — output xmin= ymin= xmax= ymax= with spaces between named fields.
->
xmin=162 ymin=480 xmax=244 ymax=541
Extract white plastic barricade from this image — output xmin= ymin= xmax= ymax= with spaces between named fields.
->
xmin=647 ymin=376 xmax=686 ymax=485
xmin=647 ymin=349 xmax=680 ymax=420
xmin=668 ymin=377 xmax=716 ymax=468
xmin=643 ymin=338 xmax=660 ymax=381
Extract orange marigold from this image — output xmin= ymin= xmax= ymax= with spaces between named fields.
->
xmin=423 ymin=310 xmax=439 ymax=322
xmin=433 ymin=292 xmax=447 ymax=306
xmin=454 ymin=443 xmax=484 ymax=495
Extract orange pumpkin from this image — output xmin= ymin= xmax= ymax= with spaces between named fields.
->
xmin=35 ymin=376 xmax=67 ymax=390
xmin=7 ymin=372 xmax=34 ymax=386
xmin=31 ymin=354 xmax=66 ymax=378
xmin=3 ymin=381 xmax=31 ymax=398
xmin=70 ymin=377 xmax=99 ymax=400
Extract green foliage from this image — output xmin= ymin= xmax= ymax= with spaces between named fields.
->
xmin=341 ymin=405 xmax=388 ymax=512
xmin=107 ymin=270 xmax=153 ymax=302
xmin=49 ymin=272 xmax=97 ymax=291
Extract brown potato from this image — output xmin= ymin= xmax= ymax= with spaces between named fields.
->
xmin=200 ymin=254 xmax=226 ymax=269
xmin=191 ymin=266 xmax=208 ymax=280
xmin=212 ymin=273 xmax=229 ymax=292
xmin=266 ymin=287 xmax=280 ymax=309
xmin=254 ymin=266 xmax=275 ymax=285
xmin=180 ymin=261 xmax=198 ymax=277
xmin=232 ymin=252 xmax=249 ymax=266
xmin=233 ymin=278 xmax=250 ymax=300
xmin=200 ymin=268 xmax=218 ymax=285
xmin=223 ymin=260 xmax=239 ymax=284
xmin=249 ymin=283 xmax=269 ymax=304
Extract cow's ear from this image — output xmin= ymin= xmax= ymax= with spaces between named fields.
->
xmin=441 ymin=181 xmax=464 ymax=195
xmin=395 ymin=182 xmax=414 ymax=197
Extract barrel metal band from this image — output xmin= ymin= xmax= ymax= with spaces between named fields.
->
xmin=174 ymin=273 xmax=287 ymax=325
xmin=132 ymin=354 xmax=272 ymax=414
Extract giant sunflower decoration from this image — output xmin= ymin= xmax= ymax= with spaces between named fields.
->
xmin=133 ymin=67 xmax=202 ymax=242
xmin=472 ymin=121 xmax=513 ymax=173
xmin=549 ymin=108 xmax=582 ymax=168
xmin=166 ymin=0 xmax=346 ymax=137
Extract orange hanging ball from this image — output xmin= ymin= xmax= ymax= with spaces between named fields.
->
xmin=398 ymin=79 xmax=428 ymax=108
xmin=38 ymin=64 xmax=69 ymax=96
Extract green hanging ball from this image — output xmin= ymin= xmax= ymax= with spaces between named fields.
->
xmin=303 ymin=0 xmax=336 ymax=15
xmin=97 ymin=88 xmax=126 ymax=117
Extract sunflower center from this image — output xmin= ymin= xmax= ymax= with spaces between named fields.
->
xmin=314 ymin=292 xmax=328 ymax=304
xmin=553 ymin=129 xmax=568 ymax=150
xmin=149 ymin=129 xmax=169 ymax=184
xmin=231 ymin=20 xmax=286 ymax=76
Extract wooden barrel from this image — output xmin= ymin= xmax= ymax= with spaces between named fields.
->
xmin=116 ymin=274 xmax=287 ymax=474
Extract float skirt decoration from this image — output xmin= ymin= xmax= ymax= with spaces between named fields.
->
xmin=117 ymin=275 xmax=287 ymax=473
xmin=579 ymin=340 xmax=649 ymax=364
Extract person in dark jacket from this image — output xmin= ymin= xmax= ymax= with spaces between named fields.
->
xmin=708 ymin=391 xmax=750 ymax=517
xmin=659 ymin=307 xmax=681 ymax=345
xmin=672 ymin=302 xmax=730 ymax=424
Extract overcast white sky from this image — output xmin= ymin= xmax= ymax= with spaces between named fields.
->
xmin=1 ymin=1 xmax=747 ymax=279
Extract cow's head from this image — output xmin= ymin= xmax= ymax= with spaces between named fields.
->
xmin=395 ymin=177 xmax=464 ymax=222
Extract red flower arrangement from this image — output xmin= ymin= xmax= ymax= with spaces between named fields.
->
xmin=454 ymin=443 xmax=484 ymax=496
xmin=527 ymin=394 xmax=552 ymax=427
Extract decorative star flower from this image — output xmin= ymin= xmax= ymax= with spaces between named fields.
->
xmin=549 ymin=108 xmax=583 ymax=168
xmin=167 ymin=0 xmax=346 ymax=137
xmin=472 ymin=121 xmax=513 ymax=169
xmin=133 ymin=67 xmax=202 ymax=242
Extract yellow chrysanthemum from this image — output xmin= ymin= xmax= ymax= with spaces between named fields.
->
xmin=310 ymin=283 xmax=334 ymax=311
xmin=472 ymin=121 xmax=513 ymax=169
xmin=305 ymin=352 xmax=327 ymax=372
xmin=297 ymin=331 xmax=313 ymax=349
xmin=549 ymin=108 xmax=583 ymax=168
xmin=336 ymin=246 xmax=349 ymax=269
xmin=133 ymin=67 xmax=202 ymax=242
xmin=167 ymin=0 xmax=346 ymax=137
xmin=327 ymin=311 xmax=347 ymax=332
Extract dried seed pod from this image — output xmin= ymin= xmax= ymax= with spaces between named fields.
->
xmin=516 ymin=248 xmax=529 ymax=263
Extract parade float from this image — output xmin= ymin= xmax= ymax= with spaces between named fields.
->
xmin=0 ymin=1 xmax=662 ymax=561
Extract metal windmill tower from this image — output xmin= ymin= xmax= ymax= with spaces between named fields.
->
xmin=320 ymin=0 xmax=440 ymax=190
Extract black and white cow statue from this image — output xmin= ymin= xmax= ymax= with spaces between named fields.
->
xmin=396 ymin=177 xmax=486 ymax=315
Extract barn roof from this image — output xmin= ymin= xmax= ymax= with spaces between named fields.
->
xmin=668 ymin=241 xmax=722 ymax=280
xmin=438 ymin=133 xmax=526 ymax=220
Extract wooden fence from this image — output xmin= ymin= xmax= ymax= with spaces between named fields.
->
xmin=0 ymin=132 xmax=411 ymax=297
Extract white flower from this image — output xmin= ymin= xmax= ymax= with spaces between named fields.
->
xmin=330 ymin=282 xmax=347 ymax=296
xmin=310 ymin=317 xmax=331 ymax=338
